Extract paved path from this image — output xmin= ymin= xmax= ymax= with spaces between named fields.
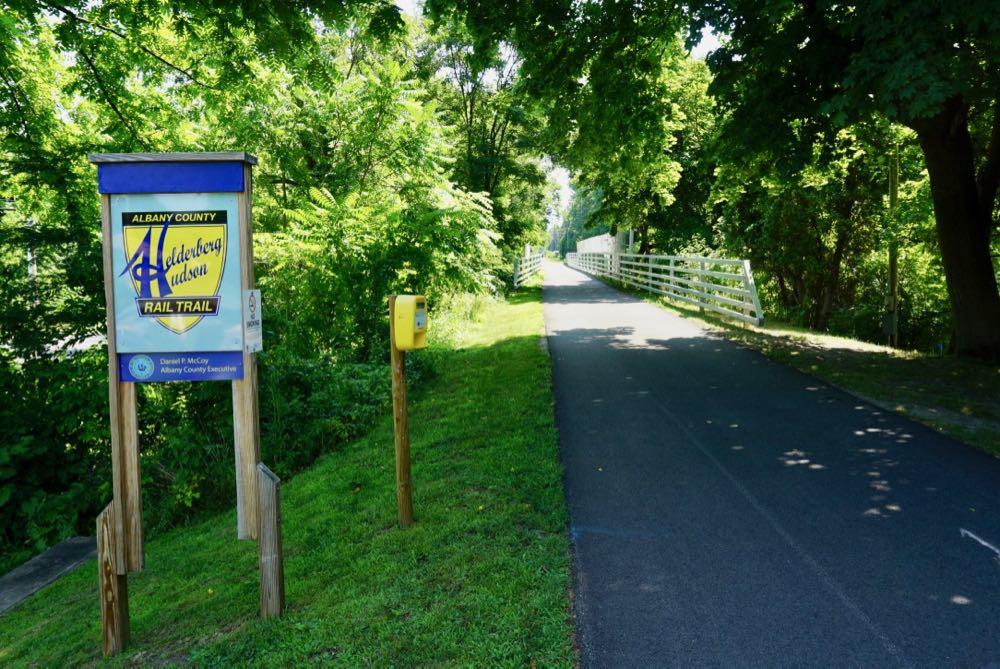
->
xmin=542 ymin=260 xmax=1000 ymax=668
xmin=0 ymin=537 xmax=95 ymax=615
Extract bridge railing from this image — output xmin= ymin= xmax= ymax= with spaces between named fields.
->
xmin=566 ymin=251 xmax=764 ymax=326
xmin=513 ymin=250 xmax=544 ymax=287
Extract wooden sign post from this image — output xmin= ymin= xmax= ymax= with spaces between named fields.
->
xmin=388 ymin=295 xmax=427 ymax=527
xmin=389 ymin=296 xmax=414 ymax=527
xmin=89 ymin=152 xmax=282 ymax=655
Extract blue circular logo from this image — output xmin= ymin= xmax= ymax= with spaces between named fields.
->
xmin=128 ymin=355 xmax=155 ymax=380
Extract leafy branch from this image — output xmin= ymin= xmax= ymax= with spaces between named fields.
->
xmin=41 ymin=2 xmax=218 ymax=89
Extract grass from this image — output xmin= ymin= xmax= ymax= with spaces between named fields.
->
xmin=0 ymin=287 xmax=575 ymax=667
xmin=601 ymin=276 xmax=1000 ymax=457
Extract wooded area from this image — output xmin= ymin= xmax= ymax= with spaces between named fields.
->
xmin=1 ymin=0 xmax=997 ymax=573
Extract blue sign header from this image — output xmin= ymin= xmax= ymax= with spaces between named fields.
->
xmin=97 ymin=161 xmax=246 ymax=194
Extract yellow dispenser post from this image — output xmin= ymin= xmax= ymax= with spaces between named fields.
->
xmin=388 ymin=294 xmax=427 ymax=527
xmin=393 ymin=295 xmax=428 ymax=351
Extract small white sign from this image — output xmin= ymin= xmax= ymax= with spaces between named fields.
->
xmin=243 ymin=289 xmax=262 ymax=353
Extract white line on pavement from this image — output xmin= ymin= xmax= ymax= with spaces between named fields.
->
xmin=960 ymin=528 xmax=1000 ymax=561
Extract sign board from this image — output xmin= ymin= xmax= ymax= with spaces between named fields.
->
xmin=244 ymin=289 xmax=262 ymax=353
xmin=92 ymin=154 xmax=258 ymax=382
xmin=88 ymin=152 xmax=270 ymax=658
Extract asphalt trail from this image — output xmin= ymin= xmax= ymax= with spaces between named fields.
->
xmin=542 ymin=260 xmax=1000 ymax=668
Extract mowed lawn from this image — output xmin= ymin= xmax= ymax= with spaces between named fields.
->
xmin=0 ymin=287 xmax=574 ymax=667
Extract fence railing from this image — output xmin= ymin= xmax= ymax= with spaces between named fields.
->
xmin=566 ymin=251 xmax=764 ymax=326
xmin=513 ymin=251 xmax=544 ymax=287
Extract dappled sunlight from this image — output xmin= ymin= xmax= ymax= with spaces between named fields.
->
xmin=543 ymin=269 xmax=998 ymax=539
xmin=547 ymin=323 xmax=936 ymax=525
xmin=579 ymin=267 xmax=1000 ymax=454
xmin=777 ymin=449 xmax=828 ymax=471
xmin=544 ymin=258 xmax=1000 ymax=666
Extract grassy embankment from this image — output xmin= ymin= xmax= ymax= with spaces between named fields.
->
xmin=0 ymin=285 xmax=574 ymax=667
xmin=602 ymin=275 xmax=1000 ymax=456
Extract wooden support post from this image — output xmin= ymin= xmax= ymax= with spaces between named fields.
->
xmin=257 ymin=464 xmax=285 ymax=618
xmin=699 ymin=260 xmax=706 ymax=313
xmin=98 ymin=503 xmax=129 ymax=656
xmin=118 ymin=383 xmax=142 ymax=571
xmin=233 ymin=164 xmax=261 ymax=540
xmin=388 ymin=296 xmax=414 ymax=527
xmin=99 ymin=194 xmax=143 ymax=574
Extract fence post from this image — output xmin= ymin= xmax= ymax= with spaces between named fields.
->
xmin=98 ymin=503 xmax=129 ymax=656
xmin=668 ymin=258 xmax=676 ymax=299
xmin=698 ymin=260 xmax=706 ymax=313
xmin=257 ymin=463 xmax=285 ymax=619
xmin=647 ymin=255 xmax=653 ymax=292
xmin=741 ymin=259 xmax=765 ymax=326
xmin=512 ymin=258 xmax=521 ymax=288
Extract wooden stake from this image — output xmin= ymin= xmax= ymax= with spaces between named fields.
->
xmin=100 ymin=194 xmax=143 ymax=574
xmin=98 ymin=503 xmax=129 ymax=656
xmin=257 ymin=464 xmax=285 ymax=618
xmin=388 ymin=296 xmax=414 ymax=527
xmin=233 ymin=164 xmax=261 ymax=540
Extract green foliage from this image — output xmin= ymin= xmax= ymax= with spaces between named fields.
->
xmin=684 ymin=0 xmax=999 ymax=151
xmin=0 ymin=7 xmax=544 ymax=571
xmin=0 ymin=350 xmax=109 ymax=573
xmin=263 ymin=182 xmax=501 ymax=361
xmin=505 ymin=2 xmax=961 ymax=353
xmin=417 ymin=26 xmax=553 ymax=256
xmin=434 ymin=0 xmax=1000 ymax=356
xmin=555 ymin=188 xmax=605 ymax=257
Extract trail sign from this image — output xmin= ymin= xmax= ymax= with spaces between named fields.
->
xmin=104 ymin=174 xmax=247 ymax=380
xmin=88 ymin=152 xmax=276 ymax=656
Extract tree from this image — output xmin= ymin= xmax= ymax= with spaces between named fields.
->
xmin=712 ymin=120 xmax=915 ymax=331
xmin=0 ymin=4 xmax=519 ymax=569
xmin=687 ymin=1 xmax=1000 ymax=358
xmin=555 ymin=187 xmax=606 ymax=256
xmin=428 ymin=0 xmax=1000 ymax=358
xmin=415 ymin=25 xmax=551 ymax=255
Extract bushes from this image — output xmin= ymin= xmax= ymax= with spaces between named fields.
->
xmin=135 ymin=351 xmax=418 ymax=535
xmin=0 ymin=349 xmax=109 ymax=574
xmin=0 ymin=342 xmax=437 ymax=572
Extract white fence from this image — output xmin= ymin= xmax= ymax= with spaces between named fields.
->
xmin=566 ymin=251 xmax=764 ymax=326
xmin=513 ymin=250 xmax=544 ymax=287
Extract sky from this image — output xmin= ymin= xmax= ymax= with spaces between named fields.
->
xmin=396 ymin=0 xmax=422 ymax=17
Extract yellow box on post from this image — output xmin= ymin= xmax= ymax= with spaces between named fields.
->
xmin=393 ymin=295 xmax=428 ymax=351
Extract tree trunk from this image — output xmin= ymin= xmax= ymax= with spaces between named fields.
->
xmin=911 ymin=98 xmax=1000 ymax=360
xmin=813 ymin=225 xmax=848 ymax=331
xmin=638 ymin=223 xmax=651 ymax=254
